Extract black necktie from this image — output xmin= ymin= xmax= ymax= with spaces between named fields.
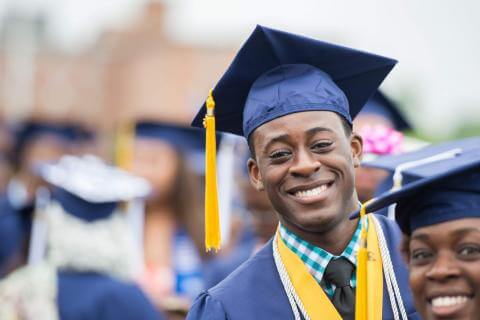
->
xmin=322 ymin=257 xmax=356 ymax=320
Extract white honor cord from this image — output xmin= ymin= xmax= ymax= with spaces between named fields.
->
xmin=272 ymin=235 xmax=310 ymax=320
xmin=373 ymin=216 xmax=408 ymax=320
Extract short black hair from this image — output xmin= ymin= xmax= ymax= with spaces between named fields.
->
xmin=247 ymin=114 xmax=352 ymax=159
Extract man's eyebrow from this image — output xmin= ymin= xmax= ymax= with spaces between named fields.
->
xmin=262 ymin=133 xmax=290 ymax=152
xmin=306 ymin=126 xmax=334 ymax=137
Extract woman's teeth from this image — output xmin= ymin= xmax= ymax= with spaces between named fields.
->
xmin=294 ymin=184 xmax=328 ymax=198
xmin=431 ymin=296 xmax=469 ymax=308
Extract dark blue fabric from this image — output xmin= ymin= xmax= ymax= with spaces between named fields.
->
xmin=361 ymin=91 xmax=411 ymax=131
xmin=0 ymin=197 xmax=23 ymax=276
xmin=242 ymin=64 xmax=350 ymax=138
xmin=51 ymin=187 xmax=117 ymax=222
xmin=187 ymin=216 xmax=419 ymax=319
xmin=351 ymin=137 xmax=480 ymax=218
xmin=135 ymin=121 xmax=208 ymax=153
xmin=0 ymin=195 xmax=33 ymax=278
xmin=203 ymin=240 xmax=255 ymax=289
xmin=57 ymin=271 xmax=163 ymax=320
xmin=191 ymin=25 xmax=397 ymax=137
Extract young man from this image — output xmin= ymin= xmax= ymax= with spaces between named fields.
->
xmin=188 ymin=26 xmax=419 ymax=319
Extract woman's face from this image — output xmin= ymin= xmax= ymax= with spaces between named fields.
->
xmin=407 ymin=218 xmax=480 ymax=320
xmin=131 ymin=138 xmax=179 ymax=200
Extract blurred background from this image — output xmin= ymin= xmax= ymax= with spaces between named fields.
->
xmin=0 ymin=0 xmax=478 ymax=319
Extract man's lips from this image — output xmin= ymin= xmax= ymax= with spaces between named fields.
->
xmin=285 ymin=180 xmax=334 ymax=204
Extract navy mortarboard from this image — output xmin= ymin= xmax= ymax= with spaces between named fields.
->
xmin=192 ymin=26 xmax=396 ymax=138
xmin=135 ymin=120 xmax=211 ymax=174
xmin=187 ymin=26 xmax=419 ymax=320
xmin=361 ymin=91 xmax=411 ymax=131
xmin=352 ymin=136 xmax=480 ymax=234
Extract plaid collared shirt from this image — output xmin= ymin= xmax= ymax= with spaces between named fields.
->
xmin=279 ymin=219 xmax=365 ymax=297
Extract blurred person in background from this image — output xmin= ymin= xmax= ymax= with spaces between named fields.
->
xmin=0 ymin=122 xmax=14 ymax=194
xmin=203 ymin=141 xmax=278 ymax=289
xmin=0 ymin=155 xmax=164 ymax=320
xmin=130 ymin=121 xmax=207 ymax=317
xmin=0 ymin=121 xmax=80 ymax=278
xmin=353 ymin=91 xmax=412 ymax=205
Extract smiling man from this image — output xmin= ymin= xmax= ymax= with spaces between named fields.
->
xmin=187 ymin=26 xmax=419 ymax=319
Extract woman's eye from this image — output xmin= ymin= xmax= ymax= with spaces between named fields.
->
xmin=410 ymin=249 xmax=434 ymax=263
xmin=458 ymin=244 xmax=480 ymax=257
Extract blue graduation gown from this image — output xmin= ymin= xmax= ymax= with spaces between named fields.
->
xmin=57 ymin=271 xmax=164 ymax=320
xmin=187 ymin=215 xmax=420 ymax=319
xmin=0 ymin=196 xmax=32 ymax=277
xmin=203 ymin=239 xmax=255 ymax=289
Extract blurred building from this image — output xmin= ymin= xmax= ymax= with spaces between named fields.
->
xmin=0 ymin=1 xmax=235 ymax=159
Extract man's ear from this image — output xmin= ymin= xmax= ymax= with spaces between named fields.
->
xmin=247 ymin=157 xmax=264 ymax=191
xmin=350 ymin=132 xmax=363 ymax=168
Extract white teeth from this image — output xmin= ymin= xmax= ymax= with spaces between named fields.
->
xmin=431 ymin=296 xmax=469 ymax=308
xmin=294 ymin=184 xmax=328 ymax=198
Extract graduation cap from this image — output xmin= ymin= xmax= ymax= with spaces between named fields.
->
xmin=191 ymin=25 xmax=397 ymax=251
xmin=134 ymin=121 xmax=213 ymax=174
xmin=37 ymin=155 xmax=151 ymax=221
xmin=351 ymin=136 xmax=480 ymax=234
xmin=135 ymin=121 xmax=206 ymax=152
xmin=360 ymin=91 xmax=411 ymax=131
xmin=192 ymin=25 xmax=397 ymax=138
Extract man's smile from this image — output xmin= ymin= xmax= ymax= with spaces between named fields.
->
xmin=285 ymin=179 xmax=335 ymax=205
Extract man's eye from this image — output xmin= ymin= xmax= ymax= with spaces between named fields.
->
xmin=269 ymin=150 xmax=291 ymax=159
xmin=311 ymin=141 xmax=333 ymax=150
xmin=410 ymin=249 xmax=434 ymax=263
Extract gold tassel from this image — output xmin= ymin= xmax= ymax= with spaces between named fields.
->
xmin=203 ymin=89 xmax=221 ymax=251
xmin=115 ymin=121 xmax=134 ymax=170
xmin=355 ymin=200 xmax=371 ymax=320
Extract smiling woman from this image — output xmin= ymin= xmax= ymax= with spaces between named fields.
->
xmin=405 ymin=218 xmax=480 ymax=320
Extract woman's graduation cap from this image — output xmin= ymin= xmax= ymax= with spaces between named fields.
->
xmin=191 ymin=25 xmax=397 ymax=251
xmin=361 ymin=91 xmax=411 ymax=131
xmin=38 ymin=155 xmax=151 ymax=221
xmin=351 ymin=136 xmax=480 ymax=234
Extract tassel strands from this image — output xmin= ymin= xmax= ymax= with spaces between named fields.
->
xmin=203 ymin=90 xmax=221 ymax=251
xmin=355 ymin=200 xmax=372 ymax=320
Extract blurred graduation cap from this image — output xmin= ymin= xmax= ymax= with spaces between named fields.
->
xmin=14 ymin=121 xmax=78 ymax=146
xmin=191 ymin=25 xmax=397 ymax=252
xmin=360 ymin=91 xmax=411 ymax=131
xmin=37 ymin=155 xmax=151 ymax=221
xmin=351 ymin=136 xmax=480 ymax=234
xmin=135 ymin=121 xmax=215 ymax=174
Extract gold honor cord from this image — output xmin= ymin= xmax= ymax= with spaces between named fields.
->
xmin=356 ymin=199 xmax=375 ymax=320
xmin=203 ymin=90 xmax=221 ymax=251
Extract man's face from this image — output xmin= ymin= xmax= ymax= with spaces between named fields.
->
xmin=248 ymin=111 xmax=362 ymax=234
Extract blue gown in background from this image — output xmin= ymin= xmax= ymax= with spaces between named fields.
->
xmin=187 ymin=215 xmax=420 ymax=319
xmin=57 ymin=271 xmax=164 ymax=320
xmin=0 ymin=195 xmax=32 ymax=278
xmin=203 ymin=239 xmax=255 ymax=289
